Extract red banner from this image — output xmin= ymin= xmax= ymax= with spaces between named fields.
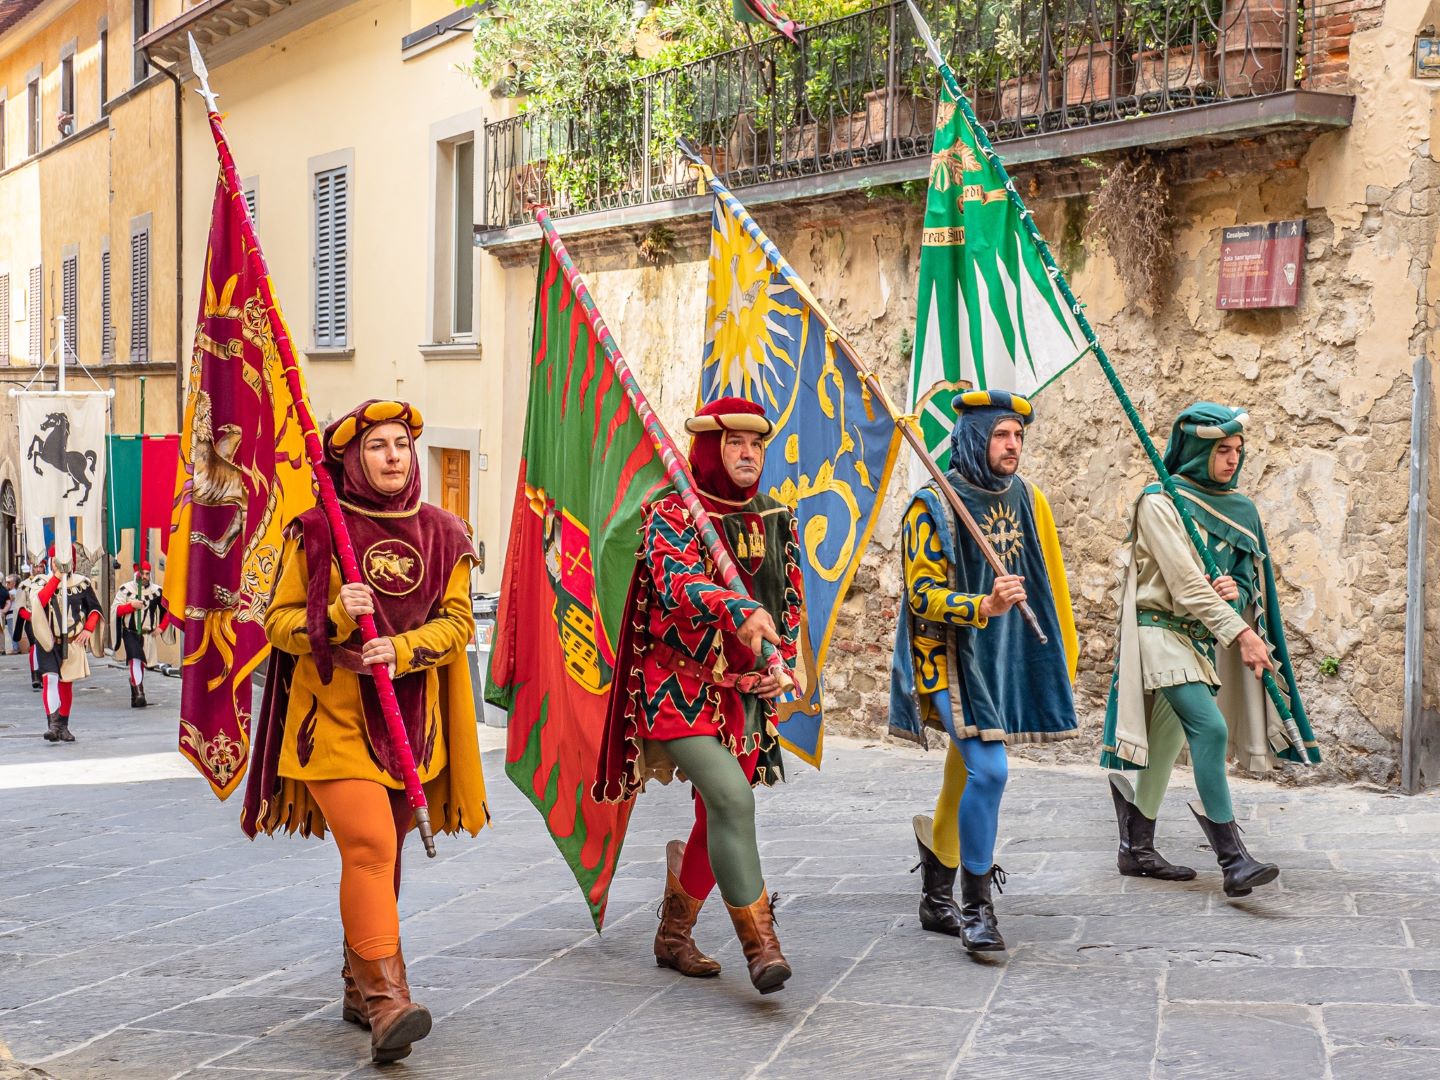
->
xmin=164 ymin=168 xmax=314 ymax=800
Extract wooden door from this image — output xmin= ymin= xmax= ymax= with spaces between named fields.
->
xmin=440 ymin=448 xmax=470 ymax=527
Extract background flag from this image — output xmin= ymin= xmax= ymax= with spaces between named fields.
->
xmin=700 ymin=176 xmax=901 ymax=766
xmin=486 ymin=242 xmax=671 ymax=929
xmin=18 ymin=392 xmax=108 ymax=560
xmin=108 ymin=434 xmax=181 ymax=556
xmin=733 ymin=0 xmax=798 ymax=40
xmin=909 ymin=93 xmax=1085 ymax=487
xmin=163 ymin=166 xmax=314 ymax=800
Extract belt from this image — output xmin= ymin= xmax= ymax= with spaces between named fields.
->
xmin=915 ymin=618 xmax=948 ymax=640
xmin=648 ymin=641 xmax=765 ymax=694
xmin=1137 ymin=608 xmax=1215 ymax=643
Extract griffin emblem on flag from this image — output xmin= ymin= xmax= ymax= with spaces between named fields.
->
xmin=164 ymin=169 xmax=315 ymax=800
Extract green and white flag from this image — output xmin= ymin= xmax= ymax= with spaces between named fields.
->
xmin=908 ymin=94 xmax=1085 ymax=486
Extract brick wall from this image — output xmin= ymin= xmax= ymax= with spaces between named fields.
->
xmin=1304 ymin=0 xmax=1388 ymax=89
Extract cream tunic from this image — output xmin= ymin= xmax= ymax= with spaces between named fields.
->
xmin=1131 ymin=493 xmax=1249 ymax=689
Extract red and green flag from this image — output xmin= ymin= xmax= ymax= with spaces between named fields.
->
xmin=486 ymin=242 xmax=671 ymax=929
xmin=734 ymin=0 xmax=798 ymax=41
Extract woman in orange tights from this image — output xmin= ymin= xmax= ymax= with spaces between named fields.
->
xmin=241 ymin=400 xmax=489 ymax=1063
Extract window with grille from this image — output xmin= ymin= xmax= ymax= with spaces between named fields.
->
xmin=132 ymin=0 xmax=150 ymax=85
xmin=313 ymin=165 xmax=350 ymax=349
xmin=244 ymin=187 xmax=257 ymax=226
xmin=27 ymin=266 xmax=41 ymax=362
xmin=101 ymin=250 xmax=113 ymax=361
xmin=99 ymin=31 xmax=108 ymax=115
xmin=61 ymin=255 xmax=77 ymax=357
xmin=130 ymin=230 xmax=149 ymax=362
xmin=0 ymin=274 xmax=10 ymax=365
xmin=452 ymin=139 xmax=475 ymax=337
xmin=27 ymin=79 xmax=39 ymax=157
xmin=59 ymin=56 xmax=74 ymax=137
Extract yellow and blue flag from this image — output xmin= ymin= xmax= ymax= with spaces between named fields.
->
xmin=697 ymin=173 xmax=901 ymax=766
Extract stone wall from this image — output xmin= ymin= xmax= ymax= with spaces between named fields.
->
xmin=490 ymin=5 xmax=1440 ymax=788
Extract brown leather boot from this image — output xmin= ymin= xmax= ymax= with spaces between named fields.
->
xmin=654 ymin=840 xmax=721 ymax=977
xmin=57 ymin=715 xmax=75 ymax=742
xmin=724 ymin=887 xmax=791 ymax=995
xmin=344 ymin=943 xmax=431 ymax=1063
xmin=341 ymin=940 xmax=367 ymax=1028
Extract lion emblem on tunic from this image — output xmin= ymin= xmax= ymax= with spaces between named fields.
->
xmin=364 ymin=539 xmax=423 ymax=596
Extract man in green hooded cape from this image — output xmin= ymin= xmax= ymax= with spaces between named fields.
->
xmin=1101 ymin=402 xmax=1320 ymax=898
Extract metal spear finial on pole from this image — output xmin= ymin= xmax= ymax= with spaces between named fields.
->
xmin=187 ymin=34 xmax=219 ymax=114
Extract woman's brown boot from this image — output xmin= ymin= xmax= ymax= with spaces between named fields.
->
xmin=654 ymin=840 xmax=721 ymax=977
xmin=724 ymin=887 xmax=791 ymax=995
xmin=344 ymin=942 xmax=431 ymax=1063
xmin=340 ymin=940 xmax=367 ymax=1028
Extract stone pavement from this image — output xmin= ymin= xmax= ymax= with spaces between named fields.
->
xmin=3 ymin=657 xmax=1440 ymax=1079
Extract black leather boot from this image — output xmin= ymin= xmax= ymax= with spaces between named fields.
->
xmin=57 ymin=715 xmax=75 ymax=742
xmin=131 ymin=683 xmax=147 ymax=708
xmin=958 ymin=865 xmax=1007 ymax=952
xmin=1188 ymin=804 xmax=1278 ymax=897
xmin=1109 ymin=774 xmax=1196 ymax=881
xmin=911 ymin=815 xmax=962 ymax=937
xmin=43 ymin=711 xmax=62 ymax=742
xmin=30 ymin=673 xmax=41 ymax=691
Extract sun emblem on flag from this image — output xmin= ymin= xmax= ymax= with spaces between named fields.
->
xmin=981 ymin=504 xmax=1025 ymax=568
xmin=702 ymin=206 xmax=802 ymax=412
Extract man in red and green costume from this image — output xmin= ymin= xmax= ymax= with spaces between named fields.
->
xmin=596 ymin=397 xmax=803 ymax=995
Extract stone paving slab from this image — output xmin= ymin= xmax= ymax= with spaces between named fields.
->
xmin=3 ymin=658 xmax=1440 ymax=1078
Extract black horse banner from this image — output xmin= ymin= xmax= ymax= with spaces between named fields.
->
xmin=18 ymin=392 xmax=109 ymax=561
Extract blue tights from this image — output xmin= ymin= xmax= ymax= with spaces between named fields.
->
xmin=932 ymin=689 xmax=1009 ymax=874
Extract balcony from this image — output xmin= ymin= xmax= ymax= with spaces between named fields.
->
xmin=476 ymin=0 xmax=1353 ymax=246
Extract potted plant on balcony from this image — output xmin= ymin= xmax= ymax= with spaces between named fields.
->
xmin=992 ymin=5 xmax=1057 ymax=119
xmin=1131 ymin=0 xmax=1221 ymax=95
xmin=1217 ymin=0 xmax=1288 ymax=95
xmin=1060 ymin=0 xmax=1136 ymax=106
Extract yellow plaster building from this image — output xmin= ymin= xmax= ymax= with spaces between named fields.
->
xmin=0 ymin=0 xmax=182 ymax=569
xmin=143 ymin=0 xmax=512 ymax=591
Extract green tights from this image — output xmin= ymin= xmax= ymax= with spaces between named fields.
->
xmin=661 ymin=735 xmax=764 ymax=907
xmin=1133 ymin=681 xmax=1235 ymax=824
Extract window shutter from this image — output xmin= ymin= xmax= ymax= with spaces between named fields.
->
xmin=101 ymin=251 xmax=113 ymax=361
xmin=244 ymin=187 xmax=257 ymax=227
xmin=313 ymin=166 xmax=349 ymax=348
xmin=0 ymin=274 xmax=10 ymax=365
xmin=130 ymin=230 xmax=149 ymax=363
xmin=27 ymin=265 xmax=40 ymax=362
xmin=61 ymin=255 xmax=77 ymax=357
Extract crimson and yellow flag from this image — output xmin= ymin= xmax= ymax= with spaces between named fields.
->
xmin=164 ymin=161 xmax=315 ymax=799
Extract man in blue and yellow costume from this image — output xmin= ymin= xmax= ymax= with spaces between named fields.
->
xmin=890 ymin=390 xmax=1078 ymax=953
xmin=1102 ymin=403 xmax=1319 ymax=898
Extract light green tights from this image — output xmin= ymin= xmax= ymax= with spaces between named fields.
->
xmin=661 ymin=735 xmax=764 ymax=907
xmin=1133 ymin=681 xmax=1235 ymax=824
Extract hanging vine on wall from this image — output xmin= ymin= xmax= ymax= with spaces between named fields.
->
xmin=1085 ymin=154 xmax=1176 ymax=310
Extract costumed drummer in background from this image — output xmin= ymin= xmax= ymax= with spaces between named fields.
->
xmin=595 ymin=397 xmax=804 ymax=995
xmin=1102 ymin=403 xmax=1320 ymax=898
xmin=26 ymin=544 xmax=103 ymax=744
xmin=112 ymin=560 xmax=166 ymax=708
xmin=242 ymin=401 xmax=490 ymax=1064
xmin=890 ymin=391 xmax=1078 ymax=954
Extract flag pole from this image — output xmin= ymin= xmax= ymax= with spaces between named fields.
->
xmin=676 ymin=140 xmax=1049 ymax=645
xmin=532 ymin=207 xmax=795 ymax=693
xmin=901 ymin=1 xmax=1312 ymax=764
xmin=187 ymin=37 xmax=443 ymax=848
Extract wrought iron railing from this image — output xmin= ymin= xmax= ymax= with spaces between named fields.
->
xmin=481 ymin=0 xmax=1310 ymax=231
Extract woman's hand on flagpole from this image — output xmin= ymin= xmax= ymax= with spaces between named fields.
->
xmin=338 ymin=582 xmax=375 ymax=618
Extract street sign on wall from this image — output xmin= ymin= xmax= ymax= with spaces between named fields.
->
xmin=1217 ymin=220 xmax=1306 ymax=310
